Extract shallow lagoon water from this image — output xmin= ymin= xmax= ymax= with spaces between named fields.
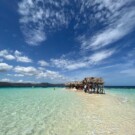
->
xmin=0 ymin=87 xmax=135 ymax=135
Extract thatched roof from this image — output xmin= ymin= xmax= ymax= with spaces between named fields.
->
xmin=65 ymin=76 xmax=104 ymax=87
xmin=83 ymin=77 xmax=104 ymax=84
xmin=65 ymin=81 xmax=83 ymax=87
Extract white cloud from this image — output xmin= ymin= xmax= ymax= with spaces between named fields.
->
xmin=88 ymin=49 xmax=115 ymax=63
xmin=14 ymin=50 xmax=21 ymax=56
xmin=16 ymin=56 xmax=32 ymax=63
xmin=0 ymin=63 xmax=13 ymax=72
xmin=78 ymin=0 xmax=135 ymax=50
xmin=0 ymin=50 xmax=15 ymax=60
xmin=0 ymin=78 xmax=12 ymax=82
xmin=14 ymin=50 xmax=32 ymax=63
xmin=4 ymin=55 xmax=15 ymax=60
xmin=18 ymin=0 xmax=72 ymax=45
xmin=14 ymin=66 xmax=37 ymax=76
xmin=38 ymin=60 xmax=49 ymax=66
xmin=37 ymin=70 xmax=64 ymax=80
xmin=14 ymin=74 xmax=24 ymax=77
xmin=18 ymin=0 xmax=46 ymax=45
xmin=5 ymin=55 xmax=15 ymax=60
xmin=51 ymin=49 xmax=115 ymax=70
xmin=17 ymin=80 xmax=35 ymax=83
xmin=0 ymin=50 xmax=8 ymax=56
xmin=65 ymin=62 xmax=87 ymax=70
xmin=17 ymin=79 xmax=32 ymax=83
xmin=98 ymin=0 xmax=129 ymax=13
xmin=18 ymin=0 xmax=135 ymax=47
xmin=51 ymin=58 xmax=87 ymax=70
xmin=22 ymin=25 xmax=46 ymax=46
xmin=0 ymin=50 xmax=32 ymax=63
xmin=18 ymin=80 xmax=24 ymax=82
xmin=13 ymin=65 xmax=65 ymax=80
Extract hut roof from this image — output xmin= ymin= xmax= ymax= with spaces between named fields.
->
xmin=66 ymin=77 xmax=104 ymax=87
xmin=83 ymin=77 xmax=104 ymax=84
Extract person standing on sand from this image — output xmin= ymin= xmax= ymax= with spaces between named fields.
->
xmin=84 ymin=84 xmax=87 ymax=93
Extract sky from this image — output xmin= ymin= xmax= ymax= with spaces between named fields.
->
xmin=0 ymin=0 xmax=135 ymax=85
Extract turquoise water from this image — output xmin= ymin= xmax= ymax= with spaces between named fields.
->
xmin=106 ymin=88 xmax=135 ymax=105
xmin=0 ymin=87 xmax=135 ymax=135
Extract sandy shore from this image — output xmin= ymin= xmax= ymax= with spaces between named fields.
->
xmin=66 ymin=88 xmax=135 ymax=135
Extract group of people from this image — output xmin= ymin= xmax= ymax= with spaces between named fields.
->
xmin=83 ymin=83 xmax=104 ymax=94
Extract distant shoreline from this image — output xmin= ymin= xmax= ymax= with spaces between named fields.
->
xmin=0 ymin=82 xmax=135 ymax=88
xmin=0 ymin=82 xmax=65 ymax=87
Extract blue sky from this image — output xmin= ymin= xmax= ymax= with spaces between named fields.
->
xmin=0 ymin=0 xmax=135 ymax=85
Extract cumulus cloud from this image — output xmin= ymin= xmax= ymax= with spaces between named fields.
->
xmin=0 ymin=50 xmax=32 ymax=63
xmin=14 ymin=66 xmax=37 ymax=76
xmin=37 ymin=70 xmax=64 ymax=80
xmin=16 ymin=56 xmax=32 ymax=63
xmin=13 ymin=65 xmax=65 ymax=80
xmin=4 ymin=55 xmax=15 ymax=60
xmin=14 ymin=50 xmax=21 ymax=56
xmin=0 ymin=63 xmax=13 ymax=72
xmin=38 ymin=60 xmax=49 ymax=66
xmin=0 ymin=50 xmax=15 ymax=60
xmin=14 ymin=50 xmax=32 ymax=63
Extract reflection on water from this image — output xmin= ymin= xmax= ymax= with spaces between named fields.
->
xmin=0 ymin=87 xmax=135 ymax=135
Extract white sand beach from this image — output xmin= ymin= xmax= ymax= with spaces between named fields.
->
xmin=67 ymin=88 xmax=135 ymax=135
